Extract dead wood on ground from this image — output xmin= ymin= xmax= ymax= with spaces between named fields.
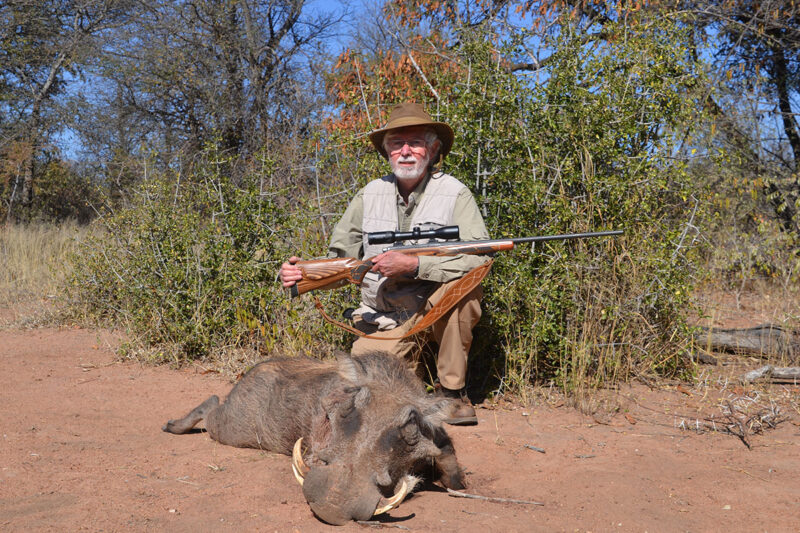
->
xmin=693 ymin=324 xmax=799 ymax=360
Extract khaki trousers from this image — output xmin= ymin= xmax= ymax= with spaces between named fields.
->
xmin=351 ymin=281 xmax=483 ymax=390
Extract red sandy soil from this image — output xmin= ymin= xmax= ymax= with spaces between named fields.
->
xmin=1 ymin=321 xmax=799 ymax=532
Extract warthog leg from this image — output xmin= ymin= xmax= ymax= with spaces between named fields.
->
xmin=162 ymin=395 xmax=220 ymax=434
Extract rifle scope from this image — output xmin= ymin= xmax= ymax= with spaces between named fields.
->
xmin=367 ymin=225 xmax=460 ymax=245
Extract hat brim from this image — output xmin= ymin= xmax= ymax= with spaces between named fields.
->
xmin=369 ymin=119 xmax=454 ymax=163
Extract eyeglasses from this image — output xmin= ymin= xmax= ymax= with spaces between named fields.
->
xmin=385 ymin=138 xmax=427 ymax=154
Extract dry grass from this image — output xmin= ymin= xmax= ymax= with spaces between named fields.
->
xmin=693 ymin=280 xmax=800 ymax=331
xmin=0 ymin=221 xmax=91 ymax=316
xmin=694 ymin=218 xmax=800 ymax=331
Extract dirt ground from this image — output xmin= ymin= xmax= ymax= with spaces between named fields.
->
xmin=1 ymin=308 xmax=799 ymax=532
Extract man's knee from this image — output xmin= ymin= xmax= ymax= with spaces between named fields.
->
xmin=460 ymin=295 xmax=482 ymax=329
xmin=351 ymin=329 xmax=421 ymax=360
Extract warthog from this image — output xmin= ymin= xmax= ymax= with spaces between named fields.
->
xmin=163 ymin=351 xmax=466 ymax=525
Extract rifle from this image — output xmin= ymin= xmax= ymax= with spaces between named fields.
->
xmin=289 ymin=226 xmax=622 ymax=298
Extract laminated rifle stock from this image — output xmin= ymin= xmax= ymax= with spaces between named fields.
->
xmin=290 ymin=257 xmax=372 ymax=298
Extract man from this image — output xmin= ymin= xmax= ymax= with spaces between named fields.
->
xmin=280 ymin=103 xmax=489 ymax=426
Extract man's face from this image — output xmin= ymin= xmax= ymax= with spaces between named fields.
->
xmin=384 ymin=126 xmax=439 ymax=182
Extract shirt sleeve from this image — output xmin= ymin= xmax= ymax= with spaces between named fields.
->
xmin=327 ymin=188 xmax=365 ymax=259
xmin=416 ymin=188 xmax=491 ymax=283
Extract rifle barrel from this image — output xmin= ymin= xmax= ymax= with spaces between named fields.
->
xmin=382 ymin=230 xmax=623 ymax=253
xmin=510 ymin=230 xmax=623 ymax=245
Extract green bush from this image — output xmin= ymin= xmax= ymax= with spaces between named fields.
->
xmin=440 ymin=19 xmax=710 ymax=394
xmin=67 ymin=145 xmax=345 ymax=363
xmin=306 ymin=15 xmax=713 ymax=397
xmin=68 ymin=14 xmax=714 ymax=399
xmin=32 ymin=161 xmax=101 ymax=223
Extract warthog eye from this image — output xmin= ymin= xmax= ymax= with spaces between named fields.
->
xmin=323 ymin=386 xmax=359 ymax=418
xmin=337 ymin=405 xmax=362 ymax=437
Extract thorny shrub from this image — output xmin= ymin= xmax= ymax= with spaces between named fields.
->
xmin=67 ymin=145 xmax=346 ymax=364
xmin=322 ymin=14 xmax=712 ymax=398
xmin=70 ymin=13 xmax=715 ymax=399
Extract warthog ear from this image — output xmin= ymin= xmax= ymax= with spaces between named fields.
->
xmin=354 ymin=386 xmax=371 ymax=409
xmin=399 ymin=407 xmax=443 ymax=459
xmin=336 ymin=354 xmax=363 ymax=385
xmin=421 ymin=398 xmax=455 ymax=426
xmin=322 ymin=385 xmax=370 ymax=416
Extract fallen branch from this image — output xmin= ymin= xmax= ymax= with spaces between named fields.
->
xmin=357 ymin=521 xmax=410 ymax=530
xmin=634 ymin=395 xmax=787 ymax=448
xmin=742 ymin=365 xmax=800 ymax=384
xmin=446 ymin=488 xmax=544 ymax=506
xmin=771 ymin=367 xmax=800 ymax=382
xmin=712 ymin=398 xmax=788 ymax=449
xmin=694 ymin=324 xmax=799 ymax=358
xmin=688 ymin=348 xmax=718 ymax=365
xmin=524 ymin=444 xmax=546 ymax=453
xmin=722 ymin=465 xmax=769 ymax=483
xmin=722 ymin=399 xmax=751 ymax=449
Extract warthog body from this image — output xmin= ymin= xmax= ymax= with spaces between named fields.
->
xmin=163 ymin=352 xmax=466 ymax=525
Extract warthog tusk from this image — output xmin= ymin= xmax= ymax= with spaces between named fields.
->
xmin=373 ymin=478 xmax=410 ymax=516
xmin=292 ymin=438 xmax=309 ymax=486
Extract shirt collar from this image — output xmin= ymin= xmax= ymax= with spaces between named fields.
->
xmin=394 ymin=170 xmax=433 ymax=207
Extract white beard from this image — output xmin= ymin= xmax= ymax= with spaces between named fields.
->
xmin=391 ymin=155 xmax=429 ymax=181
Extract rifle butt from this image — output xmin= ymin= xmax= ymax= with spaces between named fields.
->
xmin=289 ymin=257 xmax=370 ymax=298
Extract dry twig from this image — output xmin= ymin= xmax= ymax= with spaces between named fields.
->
xmin=632 ymin=393 xmax=788 ymax=448
xmin=524 ymin=444 xmax=546 ymax=453
xmin=722 ymin=465 xmax=769 ymax=483
xmin=446 ymin=488 xmax=544 ymax=506
xmin=357 ymin=521 xmax=410 ymax=530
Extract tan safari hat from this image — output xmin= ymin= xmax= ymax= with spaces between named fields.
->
xmin=369 ymin=102 xmax=454 ymax=164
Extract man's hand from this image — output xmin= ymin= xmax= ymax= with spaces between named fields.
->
xmin=370 ymin=251 xmax=419 ymax=278
xmin=279 ymin=256 xmax=303 ymax=287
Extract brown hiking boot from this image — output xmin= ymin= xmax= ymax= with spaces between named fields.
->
xmin=440 ymin=386 xmax=478 ymax=426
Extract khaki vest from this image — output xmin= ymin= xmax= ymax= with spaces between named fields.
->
xmin=357 ymin=172 xmax=466 ymax=325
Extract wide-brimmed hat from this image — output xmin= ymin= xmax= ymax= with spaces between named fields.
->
xmin=368 ymin=103 xmax=454 ymax=163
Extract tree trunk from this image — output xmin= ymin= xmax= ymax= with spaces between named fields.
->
xmin=767 ymin=42 xmax=799 ymax=232
xmin=770 ymin=43 xmax=800 ymax=169
xmin=20 ymin=104 xmax=41 ymax=210
xmin=20 ymin=155 xmax=34 ymax=208
xmin=220 ymin=2 xmax=244 ymax=155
